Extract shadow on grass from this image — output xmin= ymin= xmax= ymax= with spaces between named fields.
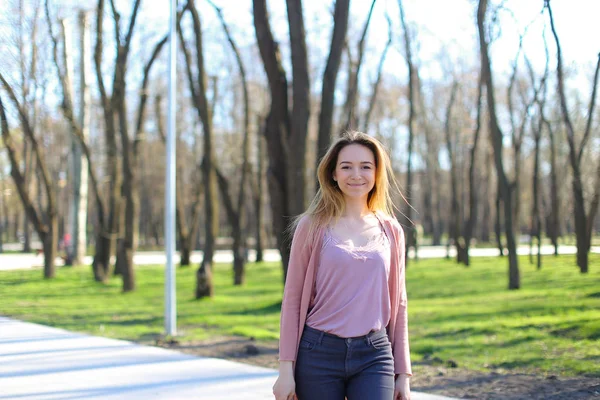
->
xmin=220 ymin=301 xmax=281 ymax=317
xmin=489 ymin=358 xmax=547 ymax=369
xmin=422 ymin=327 xmax=497 ymax=339
xmin=419 ymin=304 xmax=595 ymax=325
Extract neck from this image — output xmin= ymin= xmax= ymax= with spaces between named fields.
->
xmin=342 ymin=197 xmax=371 ymax=219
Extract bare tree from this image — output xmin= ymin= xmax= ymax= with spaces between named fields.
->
xmin=316 ymin=0 xmax=350 ymax=168
xmin=506 ymin=41 xmax=539 ymax=234
xmin=91 ymin=0 xmax=142 ymax=285
xmin=543 ymin=110 xmax=560 ymax=256
xmin=206 ymin=0 xmax=252 ymax=285
xmin=342 ymin=0 xmax=377 ymax=131
xmin=398 ymin=0 xmax=417 ymax=257
xmin=254 ymin=124 xmax=267 ymax=262
xmin=443 ymin=80 xmax=464 ymax=263
xmin=546 ymin=0 xmax=600 ymax=273
xmin=477 ymin=0 xmax=520 ymax=289
xmin=362 ymin=13 xmax=392 ymax=133
xmin=46 ymin=2 xmax=111 ymax=281
xmin=416 ymin=76 xmax=443 ymax=247
xmin=44 ymin=4 xmax=92 ymax=268
xmin=0 ymin=85 xmax=58 ymax=278
xmin=252 ymin=0 xmax=311 ymax=280
xmin=462 ymin=73 xmax=484 ymax=266
xmin=69 ymin=11 xmax=92 ymax=266
xmin=16 ymin=0 xmax=40 ymax=255
xmin=526 ymin=46 xmax=550 ymax=269
xmin=178 ymin=0 xmax=219 ymax=298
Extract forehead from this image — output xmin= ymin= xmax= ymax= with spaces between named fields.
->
xmin=337 ymin=144 xmax=375 ymax=163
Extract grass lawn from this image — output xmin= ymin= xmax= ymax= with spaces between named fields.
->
xmin=0 ymin=253 xmax=598 ymax=377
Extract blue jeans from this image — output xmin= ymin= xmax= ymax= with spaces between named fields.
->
xmin=295 ymin=325 xmax=395 ymax=400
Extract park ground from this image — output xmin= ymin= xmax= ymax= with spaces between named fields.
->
xmin=1 ymin=253 xmax=599 ymax=399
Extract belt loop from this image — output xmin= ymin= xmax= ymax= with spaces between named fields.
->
xmin=318 ymin=330 xmax=325 ymax=345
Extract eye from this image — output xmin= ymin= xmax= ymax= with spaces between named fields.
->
xmin=341 ymin=166 xmax=350 ymax=169
xmin=362 ymin=165 xmax=372 ymax=169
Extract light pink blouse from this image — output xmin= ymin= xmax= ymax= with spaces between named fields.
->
xmin=305 ymin=227 xmax=391 ymax=337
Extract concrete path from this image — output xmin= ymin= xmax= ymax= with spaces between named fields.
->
xmin=0 ymin=317 xmax=455 ymax=400
xmin=2 ymin=244 xmax=595 ymax=271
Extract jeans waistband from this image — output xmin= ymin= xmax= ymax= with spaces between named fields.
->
xmin=302 ymin=324 xmax=387 ymax=345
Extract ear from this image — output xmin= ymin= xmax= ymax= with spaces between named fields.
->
xmin=332 ymin=171 xmax=337 ymax=182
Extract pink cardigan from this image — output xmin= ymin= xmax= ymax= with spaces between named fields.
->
xmin=278 ymin=212 xmax=412 ymax=376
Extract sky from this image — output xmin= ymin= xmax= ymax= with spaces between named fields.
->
xmin=21 ymin=0 xmax=599 ymax=84
xmin=187 ymin=0 xmax=600 ymax=87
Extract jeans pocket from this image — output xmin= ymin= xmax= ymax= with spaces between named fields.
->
xmin=299 ymin=338 xmax=316 ymax=352
xmin=370 ymin=335 xmax=391 ymax=350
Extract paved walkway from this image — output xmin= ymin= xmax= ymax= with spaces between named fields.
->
xmin=0 ymin=317 xmax=456 ymax=400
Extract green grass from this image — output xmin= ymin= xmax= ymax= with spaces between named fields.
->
xmin=1 ymin=253 xmax=599 ymax=377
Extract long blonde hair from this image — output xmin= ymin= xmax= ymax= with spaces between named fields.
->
xmin=292 ymin=131 xmax=405 ymax=238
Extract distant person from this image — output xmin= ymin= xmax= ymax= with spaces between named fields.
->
xmin=273 ymin=131 xmax=412 ymax=400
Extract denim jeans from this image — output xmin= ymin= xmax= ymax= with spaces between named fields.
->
xmin=295 ymin=325 xmax=395 ymax=400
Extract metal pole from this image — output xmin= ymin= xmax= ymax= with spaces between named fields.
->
xmin=165 ymin=0 xmax=177 ymax=336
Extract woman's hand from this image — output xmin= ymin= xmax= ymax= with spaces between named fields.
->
xmin=394 ymin=373 xmax=411 ymax=400
xmin=273 ymin=361 xmax=296 ymax=400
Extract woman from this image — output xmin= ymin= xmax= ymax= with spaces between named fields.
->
xmin=273 ymin=131 xmax=412 ymax=400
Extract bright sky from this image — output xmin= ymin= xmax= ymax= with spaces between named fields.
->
xmin=4 ymin=0 xmax=598 ymax=92
xmin=190 ymin=0 xmax=600 ymax=87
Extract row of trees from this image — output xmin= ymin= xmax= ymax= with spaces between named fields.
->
xmin=0 ymin=0 xmax=598 ymax=295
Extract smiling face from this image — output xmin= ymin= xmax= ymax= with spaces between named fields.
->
xmin=332 ymin=144 xmax=376 ymax=202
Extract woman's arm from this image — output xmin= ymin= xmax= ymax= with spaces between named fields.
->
xmin=278 ymin=216 xmax=313 ymax=362
xmin=392 ymin=223 xmax=412 ymax=376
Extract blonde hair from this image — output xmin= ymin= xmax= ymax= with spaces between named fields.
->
xmin=292 ymin=131 xmax=405 ymax=237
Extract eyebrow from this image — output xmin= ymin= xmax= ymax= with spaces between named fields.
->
xmin=339 ymin=161 xmax=374 ymax=165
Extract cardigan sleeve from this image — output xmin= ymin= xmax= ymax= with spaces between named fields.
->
xmin=392 ymin=222 xmax=412 ymax=375
xmin=278 ymin=216 xmax=313 ymax=362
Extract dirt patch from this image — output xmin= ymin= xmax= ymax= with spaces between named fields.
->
xmin=151 ymin=336 xmax=600 ymax=399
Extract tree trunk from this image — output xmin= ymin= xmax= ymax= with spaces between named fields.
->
xmin=68 ymin=11 xmax=91 ymax=266
xmin=208 ymin=0 xmax=252 ymax=285
xmin=112 ymin=0 xmax=144 ymax=291
xmin=478 ymin=0 xmax=520 ymax=289
xmin=93 ymin=0 xmax=122 ymax=281
xmin=179 ymin=231 xmax=194 ymax=266
xmin=0 ymin=79 xmax=58 ymax=280
xmin=398 ymin=0 xmax=416 ymax=261
xmin=316 ymin=0 xmax=350 ymax=166
xmin=253 ymin=0 xmax=310 ymax=280
xmin=41 ymin=217 xmax=58 ymax=279
xmin=495 ymin=184 xmax=504 ymax=256
xmin=253 ymin=123 xmax=266 ymax=263
xmin=181 ymin=0 xmax=218 ymax=297
xmin=92 ymin=232 xmax=111 ymax=282
xmin=22 ymin=142 xmax=33 ymax=253
xmin=547 ymin=2 xmax=599 ymax=273
xmin=463 ymin=75 xmax=484 ymax=267
xmin=532 ymin=120 xmax=543 ymax=269
xmin=116 ymin=177 xmax=137 ymax=292
xmin=444 ymin=81 xmax=464 ymax=265
xmin=545 ymin=119 xmax=560 ymax=255
xmin=479 ymin=148 xmax=492 ymax=243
